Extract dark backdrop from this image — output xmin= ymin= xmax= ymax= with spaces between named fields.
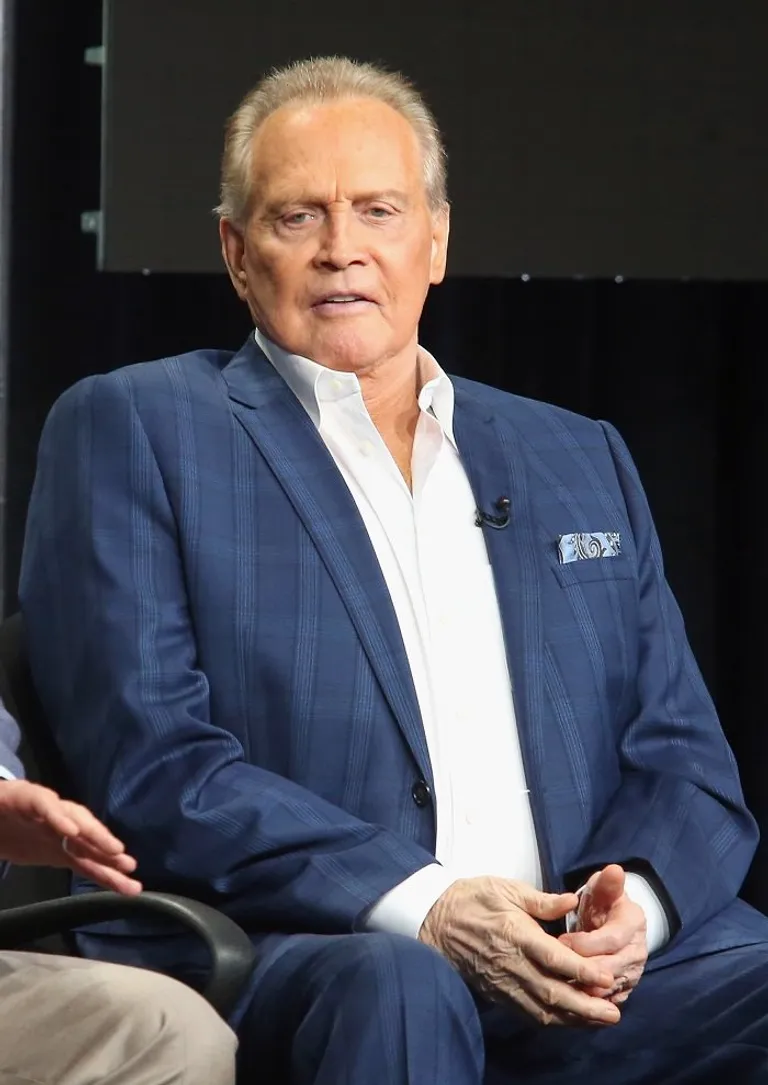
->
xmin=100 ymin=0 xmax=768 ymax=277
xmin=5 ymin=1 xmax=768 ymax=906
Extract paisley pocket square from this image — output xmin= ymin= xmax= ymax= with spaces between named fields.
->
xmin=557 ymin=531 xmax=622 ymax=565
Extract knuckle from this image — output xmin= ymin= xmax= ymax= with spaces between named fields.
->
xmin=539 ymin=983 xmax=560 ymax=1008
xmin=498 ymin=919 xmax=519 ymax=945
xmin=539 ymin=946 xmax=559 ymax=971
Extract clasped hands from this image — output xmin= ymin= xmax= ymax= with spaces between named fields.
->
xmin=419 ymin=864 xmax=647 ymax=1027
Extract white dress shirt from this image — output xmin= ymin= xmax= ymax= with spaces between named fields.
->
xmin=256 ymin=330 xmax=670 ymax=953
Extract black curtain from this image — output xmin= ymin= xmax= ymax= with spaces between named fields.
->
xmin=7 ymin=1 xmax=768 ymax=906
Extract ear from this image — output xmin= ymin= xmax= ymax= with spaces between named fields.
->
xmin=429 ymin=204 xmax=450 ymax=285
xmin=219 ymin=219 xmax=248 ymax=299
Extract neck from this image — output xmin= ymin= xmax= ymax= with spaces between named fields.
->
xmin=359 ymin=351 xmax=421 ymax=435
xmin=358 ymin=348 xmax=424 ymax=491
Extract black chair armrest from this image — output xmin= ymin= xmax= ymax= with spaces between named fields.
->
xmin=0 ymin=891 xmax=254 ymax=1019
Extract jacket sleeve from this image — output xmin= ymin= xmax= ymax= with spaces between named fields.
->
xmin=0 ymin=698 xmax=23 ymax=780
xmin=563 ymin=420 xmax=757 ymax=941
xmin=19 ymin=372 xmax=434 ymax=933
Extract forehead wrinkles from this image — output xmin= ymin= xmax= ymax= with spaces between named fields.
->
xmin=249 ymin=100 xmax=424 ymax=207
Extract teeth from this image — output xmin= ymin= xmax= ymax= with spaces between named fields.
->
xmin=325 ymin=295 xmax=362 ymax=303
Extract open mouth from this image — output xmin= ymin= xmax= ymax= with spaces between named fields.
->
xmin=312 ymin=294 xmax=376 ymax=313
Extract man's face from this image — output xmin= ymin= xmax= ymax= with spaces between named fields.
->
xmin=220 ymin=97 xmax=449 ymax=373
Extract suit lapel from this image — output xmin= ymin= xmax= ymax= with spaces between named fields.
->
xmin=453 ymin=388 xmax=558 ymax=887
xmin=222 ymin=339 xmax=432 ymax=784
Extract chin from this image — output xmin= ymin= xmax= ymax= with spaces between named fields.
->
xmin=306 ymin=328 xmax=393 ymax=373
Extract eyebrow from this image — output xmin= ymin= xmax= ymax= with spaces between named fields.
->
xmin=262 ymin=190 xmax=411 ymax=215
xmin=354 ymin=190 xmax=410 ymax=205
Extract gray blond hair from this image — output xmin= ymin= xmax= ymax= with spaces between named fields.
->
xmin=214 ymin=56 xmax=448 ymax=224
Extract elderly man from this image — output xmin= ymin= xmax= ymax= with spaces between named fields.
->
xmin=0 ymin=698 xmax=237 ymax=1084
xmin=19 ymin=56 xmax=768 ymax=1083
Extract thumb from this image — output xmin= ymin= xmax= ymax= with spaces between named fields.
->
xmin=514 ymin=885 xmax=580 ymax=921
xmin=584 ymin=864 xmax=625 ymax=916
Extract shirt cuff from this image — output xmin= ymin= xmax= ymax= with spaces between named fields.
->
xmin=365 ymin=864 xmax=457 ymax=939
xmin=566 ymin=872 xmax=671 ymax=955
xmin=623 ymin=872 xmax=671 ymax=954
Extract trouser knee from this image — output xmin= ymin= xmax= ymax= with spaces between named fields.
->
xmin=325 ymin=932 xmax=477 ymax=1020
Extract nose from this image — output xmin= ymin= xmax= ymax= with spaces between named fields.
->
xmin=315 ymin=207 xmax=367 ymax=270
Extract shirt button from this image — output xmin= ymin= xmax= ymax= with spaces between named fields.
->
xmin=411 ymin=779 xmax=432 ymax=808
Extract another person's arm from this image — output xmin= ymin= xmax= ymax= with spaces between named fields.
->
xmin=0 ymin=777 xmax=142 ymax=893
xmin=0 ymin=700 xmax=23 ymax=781
xmin=0 ymin=694 xmax=140 ymax=892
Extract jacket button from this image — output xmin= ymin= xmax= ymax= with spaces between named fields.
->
xmin=411 ymin=779 xmax=432 ymax=808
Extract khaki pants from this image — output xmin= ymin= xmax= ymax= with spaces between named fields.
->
xmin=0 ymin=951 xmax=237 ymax=1084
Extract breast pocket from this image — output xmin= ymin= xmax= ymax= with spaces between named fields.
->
xmin=551 ymin=555 xmax=636 ymax=589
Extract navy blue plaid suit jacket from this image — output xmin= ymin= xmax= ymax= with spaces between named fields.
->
xmin=19 ymin=336 xmax=767 ymax=974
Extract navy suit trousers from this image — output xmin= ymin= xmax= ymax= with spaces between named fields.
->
xmin=234 ymin=932 xmax=768 ymax=1084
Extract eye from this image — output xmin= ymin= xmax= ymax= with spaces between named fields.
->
xmin=282 ymin=211 xmax=316 ymax=227
xmin=366 ymin=206 xmax=395 ymax=220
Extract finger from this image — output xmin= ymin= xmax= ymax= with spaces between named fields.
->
xmin=503 ymin=987 xmax=607 ymax=1027
xmin=560 ymin=922 xmax=635 ymax=957
xmin=62 ymin=838 xmax=138 ymax=872
xmin=562 ymin=941 xmax=647 ymax=980
xmin=490 ymin=977 xmax=616 ymax=1027
xmin=70 ymin=856 xmax=143 ymax=895
xmin=580 ymin=980 xmax=637 ymax=998
xmin=516 ymin=961 xmax=622 ymax=1026
xmin=570 ymin=930 xmax=623 ymax=956
xmin=576 ymin=955 xmax=646 ymax=998
xmin=512 ymin=886 xmax=580 ymax=922
xmin=58 ymin=803 xmax=125 ymax=855
xmin=521 ymin=926 xmax=614 ymax=990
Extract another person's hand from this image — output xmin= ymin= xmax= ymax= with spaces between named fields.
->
xmin=0 ymin=780 xmax=142 ymax=895
xmin=559 ymin=864 xmax=647 ymax=1004
xmin=418 ymin=875 xmax=621 ymax=1026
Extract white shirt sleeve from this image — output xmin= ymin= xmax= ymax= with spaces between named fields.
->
xmin=365 ymin=864 xmax=457 ymax=938
xmin=623 ymin=872 xmax=671 ymax=954
xmin=366 ymin=867 xmax=671 ymax=952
